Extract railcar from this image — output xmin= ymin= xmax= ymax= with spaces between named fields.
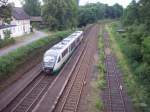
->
xmin=42 ymin=31 xmax=83 ymax=73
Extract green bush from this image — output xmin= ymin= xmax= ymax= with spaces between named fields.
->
xmin=0 ymin=30 xmax=72 ymax=79
xmin=109 ymin=22 xmax=150 ymax=112
xmin=3 ymin=29 xmax=11 ymax=39
xmin=95 ymin=99 xmax=104 ymax=110
xmin=0 ymin=29 xmax=15 ymax=48
xmin=0 ymin=38 xmax=15 ymax=48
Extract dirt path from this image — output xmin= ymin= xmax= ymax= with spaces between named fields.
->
xmin=0 ymin=30 xmax=48 ymax=56
xmin=77 ymin=24 xmax=100 ymax=112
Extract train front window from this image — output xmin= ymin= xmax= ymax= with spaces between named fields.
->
xmin=44 ymin=53 xmax=57 ymax=63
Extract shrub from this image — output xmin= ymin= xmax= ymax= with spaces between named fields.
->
xmin=0 ymin=38 xmax=15 ymax=48
xmin=3 ymin=29 xmax=11 ymax=39
xmin=95 ymin=99 xmax=104 ymax=110
xmin=108 ymin=22 xmax=150 ymax=112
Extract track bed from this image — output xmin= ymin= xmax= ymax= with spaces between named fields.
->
xmin=102 ymin=30 xmax=134 ymax=112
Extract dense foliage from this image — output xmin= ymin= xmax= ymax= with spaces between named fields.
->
xmin=22 ymin=0 xmax=123 ymax=30
xmin=0 ymin=30 xmax=72 ymax=79
xmin=42 ymin=0 xmax=78 ymax=30
xmin=23 ymin=0 xmax=41 ymax=16
xmin=0 ymin=0 xmax=11 ymax=23
xmin=121 ymin=0 xmax=150 ymax=111
xmin=78 ymin=3 xmax=123 ymax=26
xmin=0 ymin=29 xmax=15 ymax=48
xmin=0 ymin=38 xmax=15 ymax=48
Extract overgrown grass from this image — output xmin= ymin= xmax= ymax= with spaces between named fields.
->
xmin=0 ymin=30 xmax=72 ymax=80
xmin=106 ymin=22 xmax=147 ymax=112
xmin=97 ymin=33 xmax=106 ymax=90
xmin=94 ymin=29 xmax=107 ymax=111
xmin=88 ymin=79 xmax=103 ymax=112
xmin=88 ymin=27 xmax=106 ymax=112
xmin=0 ymin=38 xmax=15 ymax=48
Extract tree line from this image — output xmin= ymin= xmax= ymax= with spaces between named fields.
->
xmin=21 ymin=0 xmax=123 ymax=30
xmin=78 ymin=3 xmax=123 ymax=27
xmin=0 ymin=0 xmax=123 ymax=30
xmin=121 ymin=0 xmax=150 ymax=111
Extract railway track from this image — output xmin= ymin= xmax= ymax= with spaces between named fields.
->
xmin=103 ymin=31 xmax=133 ymax=112
xmin=2 ymin=41 xmax=86 ymax=112
xmin=52 ymin=25 xmax=99 ymax=112
xmin=1 ymin=38 xmax=86 ymax=112
xmin=1 ymin=73 xmax=56 ymax=112
xmin=1 ymin=24 xmax=96 ymax=112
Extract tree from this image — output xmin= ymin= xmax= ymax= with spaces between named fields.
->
xmin=42 ymin=0 xmax=78 ymax=30
xmin=138 ymin=0 xmax=150 ymax=32
xmin=142 ymin=37 xmax=150 ymax=64
xmin=122 ymin=0 xmax=139 ymax=25
xmin=112 ymin=3 xmax=123 ymax=18
xmin=121 ymin=0 xmax=150 ymax=110
xmin=78 ymin=4 xmax=97 ymax=26
xmin=0 ymin=0 xmax=11 ymax=23
xmin=23 ymin=0 xmax=41 ymax=16
xmin=78 ymin=3 xmax=123 ymax=27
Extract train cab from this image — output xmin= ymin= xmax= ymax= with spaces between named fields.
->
xmin=43 ymin=51 xmax=58 ymax=73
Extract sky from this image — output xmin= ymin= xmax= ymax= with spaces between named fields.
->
xmin=9 ymin=0 xmax=133 ymax=8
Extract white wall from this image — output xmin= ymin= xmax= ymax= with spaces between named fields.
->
xmin=0 ymin=29 xmax=4 ymax=39
xmin=11 ymin=24 xmax=31 ymax=37
xmin=0 ymin=18 xmax=31 ymax=39
xmin=0 ymin=20 xmax=2 ymax=25
xmin=0 ymin=24 xmax=31 ymax=39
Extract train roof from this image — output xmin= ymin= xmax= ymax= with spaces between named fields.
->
xmin=44 ymin=31 xmax=83 ymax=57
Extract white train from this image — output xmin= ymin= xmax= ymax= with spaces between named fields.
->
xmin=42 ymin=31 xmax=83 ymax=73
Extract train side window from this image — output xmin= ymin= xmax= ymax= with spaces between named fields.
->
xmin=57 ymin=57 xmax=61 ymax=63
xmin=62 ymin=49 xmax=68 ymax=58
xmin=71 ymin=41 xmax=75 ymax=50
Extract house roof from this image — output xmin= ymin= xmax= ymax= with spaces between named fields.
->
xmin=30 ymin=16 xmax=42 ymax=22
xmin=12 ymin=7 xmax=30 ymax=20
xmin=0 ymin=25 xmax=16 ymax=29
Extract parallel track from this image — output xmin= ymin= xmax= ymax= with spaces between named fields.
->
xmin=2 ymin=73 xmax=56 ymax=112
xmin=53 ymin=25 xmax=99 ymax=112
xmin=103 ymin=31 xmax=126 ymax=112
xmin=1 ymin=25 xmax=95 ymax=112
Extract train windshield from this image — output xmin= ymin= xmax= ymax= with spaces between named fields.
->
xmin=43 ymin=53 xmax=57 ymax=67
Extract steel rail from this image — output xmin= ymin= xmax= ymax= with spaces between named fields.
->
xmin=103 ymin=30 xmax=126 ymax=112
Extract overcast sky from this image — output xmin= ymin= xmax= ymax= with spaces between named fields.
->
xmin=9 ymin=0 xmax=133 ymax=8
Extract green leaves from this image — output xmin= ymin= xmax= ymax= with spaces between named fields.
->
xmin=122 ymin=0 xmax=139 ymax=26
xmin=78 ymin=3 xmax=123 ymax=27
xmin=142 ymin=37 xmax=150 ymax=64
xmin=0 ymin=4 xmax=11 ymax=23
xmin=42 ymin=0 xmax=78 ymax=30
xmin=23 ymin=0 xmax=41 ymax=16
xmin=0 ymin=38 xmax=15 ymax=48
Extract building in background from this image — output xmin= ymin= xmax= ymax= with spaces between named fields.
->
xmin=0 ymin=7 xmax=31 ymax=39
